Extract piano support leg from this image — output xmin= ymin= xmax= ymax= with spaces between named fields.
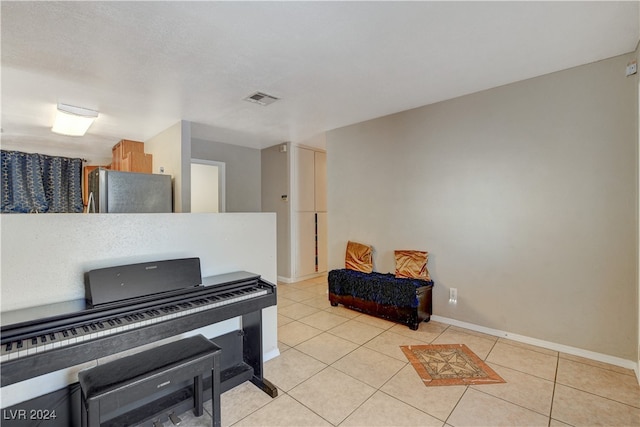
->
xmin=250 ymin=377 xmax=278 ymax=398
xmin=242 ymin=311 xmax=278 ymax=398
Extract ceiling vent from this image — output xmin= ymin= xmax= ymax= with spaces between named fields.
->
xmin=244 ymin=91 xmax=279 ymax=106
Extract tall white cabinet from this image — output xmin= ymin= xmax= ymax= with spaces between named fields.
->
xmin=292 ymin=146 xmax=327 ymax=279
xmin=261 ymin=143 xmax=328 ymax=282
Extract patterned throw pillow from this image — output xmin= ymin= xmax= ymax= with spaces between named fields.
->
xmin=395 ymin=250 xmax=430 ymax=281
xmin=345 ymin=241 xmax=373 ymax=273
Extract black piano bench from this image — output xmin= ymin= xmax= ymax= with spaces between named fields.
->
xmin=78 ymin=334 xmax=221 ymax=427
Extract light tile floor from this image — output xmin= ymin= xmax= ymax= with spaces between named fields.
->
xmin=174 ymin=275 xmax=640 ymax=427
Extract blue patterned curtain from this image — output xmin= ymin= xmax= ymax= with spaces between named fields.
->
xmin=1 ymin=150 xmax=83 ymax=213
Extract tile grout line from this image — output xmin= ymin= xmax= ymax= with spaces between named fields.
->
xmin=429 ymin=323 xmax=464 ymax=427
xmin=486 ymin=359 xmax=558 ymax=384
xmin=444 ymin=385 xmax=470 ymax=426
xmin=558 ymin=354 xmax=638 ymax=378
xmin=282 ymin=364 xmax=343 ymax=427
xmin=547 ymin=351 xmax=560 ymax=427
xmin=474 ymin=336 xmax=557 ymax=423
xmin=272 ymin=279 xmax=639 ymax=427
xmin=285 ymin=315 xmax=422 ymax=426
xmin=553 ymin=353 xmax=640 ymax=410
xmin=330 ymin=317 xmax=449 ymax=426
xmin=496 ymin=337 xmax=560 ymax=358
xmin=280 ymin=317 xmax=383 ymax=426
xmin=282 ymin=281 xmax=636 ymax=424
xmin=441 ymin=334 xmax=534 ymax=425
xmin=470 ymin=386 xmax=553 ymax=421
xmin=556 ymin=382 xmax=640 ymax=411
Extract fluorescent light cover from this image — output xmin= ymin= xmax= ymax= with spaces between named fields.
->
xmin=51 ymin=103 xmax=99 ymax=136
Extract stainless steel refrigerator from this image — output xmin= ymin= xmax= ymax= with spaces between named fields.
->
xmin=88 ymin=168 xmax=172 ymax=213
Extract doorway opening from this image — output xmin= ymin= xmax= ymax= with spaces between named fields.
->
xmin=191 ymin=159 xmax=226 ymax=213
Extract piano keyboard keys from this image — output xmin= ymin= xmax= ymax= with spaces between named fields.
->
xmin=0 ymin=286 xmax=269 ymax=363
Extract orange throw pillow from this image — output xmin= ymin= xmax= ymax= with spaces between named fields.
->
xmin=395 ymin=250 xmax=430 ymax=281
xmin=345 ymin=241 xmax=373 ymax=273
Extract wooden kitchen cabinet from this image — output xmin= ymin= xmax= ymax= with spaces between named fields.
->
xmin=111 ymin=139 xmax=151 ymax=173
xmin=121 ymin=151 xmax=152 ymax=173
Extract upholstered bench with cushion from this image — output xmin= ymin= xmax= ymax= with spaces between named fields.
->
xmin=328 ymin=269 xmax=433 ymax=330
xmin=328 ymin=241 xmax=434 ymax=330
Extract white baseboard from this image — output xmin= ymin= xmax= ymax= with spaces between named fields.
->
xmin=264 ymin=347 xmax=280 ymax=363
xmin=431 ymin=315 xmax=639 ymax=378
xmin=277 ymin=272 xmax=326 ymax=284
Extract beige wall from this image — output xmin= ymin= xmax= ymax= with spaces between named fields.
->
xmin=327 ymin=52 xmax=638 ymax=360
xmin=145 ymin=120 xmax=191 ymax=212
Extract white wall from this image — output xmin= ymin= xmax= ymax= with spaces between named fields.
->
xmin=0 ymin=213 xmax=278 ymax=405
xmin=327 ymin=52 xmax=638 ymax=361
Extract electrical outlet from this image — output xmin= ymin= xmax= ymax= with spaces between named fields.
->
xmin=449 ymin=288 xmax=458 ymax=304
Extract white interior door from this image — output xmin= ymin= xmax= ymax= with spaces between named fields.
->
xmin=294 ymin=212 xmax=317 ymax=277
xmin=191 ymin=160 xmax=226 ymax=213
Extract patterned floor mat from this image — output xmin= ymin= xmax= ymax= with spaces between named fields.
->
xmin=400 ymin=344 xmax=506 ymax=386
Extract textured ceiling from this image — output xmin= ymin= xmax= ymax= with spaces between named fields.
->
xmin=1 ymin=1 xmax=638 ymax=160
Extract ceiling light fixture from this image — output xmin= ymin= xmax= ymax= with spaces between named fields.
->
xmin=51 ymin=103 xmax=99 ymax=136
